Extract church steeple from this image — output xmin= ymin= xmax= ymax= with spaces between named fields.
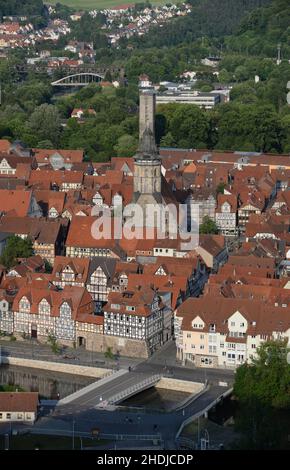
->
xmin=135 ymin=126 xmax=159 ymax=161
xmin=133 ymin=82 xmax=161 ymax=200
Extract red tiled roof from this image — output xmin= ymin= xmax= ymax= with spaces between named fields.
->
xmin=0 ymin=190 xmax=32 ymax=217
xmin=0 ymin=392 xmax=38 ymax=412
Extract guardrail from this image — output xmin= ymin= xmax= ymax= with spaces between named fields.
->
xmin=175 ymin=387 xmax=233 ymax=439
xmin=107 ymin=374 xmax=162 ymax=405
xmin=176 ymin=436 xmax=197 ymax=450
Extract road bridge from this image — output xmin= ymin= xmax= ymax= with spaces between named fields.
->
xmin=57 ymin=370 xmax=162 ymax=409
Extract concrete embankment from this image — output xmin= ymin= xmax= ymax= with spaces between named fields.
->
xmin=1 ymin=356 xmax=111 ymax=378
xmin=155 ymin=377 xmax=204 ymax=394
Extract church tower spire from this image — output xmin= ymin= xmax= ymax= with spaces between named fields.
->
xmin=133 ymin=80 xmax=161 ymax=201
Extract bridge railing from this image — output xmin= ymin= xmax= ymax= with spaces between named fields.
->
xmin=107 ymin=374 xmax=162 ymax=405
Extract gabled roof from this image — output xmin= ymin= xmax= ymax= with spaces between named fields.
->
xmin=32 ymin=149 xmax=84 ymax=164
xmin=176 ymin=295 xmax=290 ymax=335
xmin=0 ymin=190 xmax=32 ymax=217
xmin=52 ymin=256 xmax=90 ymax=283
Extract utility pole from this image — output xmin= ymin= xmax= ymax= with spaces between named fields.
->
xmin=277 ymin=43 xmax=281 ymax=65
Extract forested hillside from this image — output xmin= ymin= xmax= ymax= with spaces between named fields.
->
xmin=227 ymin=0 xmax=290 ymax=57
xmin=131 ymin=0 xmax=272 ymax=48
xmin=0 ymin=0 xmax=45 ymax=18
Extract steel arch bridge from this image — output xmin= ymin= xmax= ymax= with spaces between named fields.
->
xmin=51 ymin=72 xmax=105 ymax=87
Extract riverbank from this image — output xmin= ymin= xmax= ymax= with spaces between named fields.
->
xmin=1 ymin=356 xmax=111 ymax=379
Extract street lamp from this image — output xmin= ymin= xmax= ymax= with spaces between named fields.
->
xmin=72 ymin=419 xmax=75 ymax=450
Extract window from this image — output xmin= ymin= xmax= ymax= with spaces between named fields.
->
xmin=6 ymin=413 xmax=11 ymax=420
xmin=111 ymin=303 xmax=120 ymax=310
xmin=200 ymin=334 xmax=204 ymax=340
xmin=201 ymin=357 xmax=212 ymax=365
xmin=39 ymin=299 xmax=50 ymax=315
xmin=227 ymin=353 xmax=235 ymax=359
xmin=230 ymin=322 xmax=235 ymax=327
xmin=19 ymin=297 xmax=30 ymax=312
xmin=200 ymin=345 xmax=204 ymax=350
xmin=187 ymin=333 xmax=191 ymax=338
xmin=126 ymin=306 xmax=135 ymax=312
xmin=17 ymin=413 xmax=23 ymax=420
xmin=251 ymin=344 xmax=256 ymax=349
xmin=60 ymin=302 xmax=71 ymax=318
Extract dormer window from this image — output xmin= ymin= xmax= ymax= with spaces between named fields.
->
xmin=209 ymin=323 xmax=216 ymax=332
xmin=19 ymin=296 xmax=30 ymax=312
xmin=39 ymin=299 xmax=50 ymax=315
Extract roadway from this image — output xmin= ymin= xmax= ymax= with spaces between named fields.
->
xmin=0 ymin=339 xmax=235 ymax=448
xmin=58 ymin=371 xmax=159 ymax=409
xmin=28 ymin=384 xmax=229 ymax=449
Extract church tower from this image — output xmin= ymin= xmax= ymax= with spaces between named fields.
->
xmin=133 ymin=80 xmax=162 ymax=206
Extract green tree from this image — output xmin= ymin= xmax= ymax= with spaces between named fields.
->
xmin=160 ymin=132 xmax=177 ymax=147
xmin=0 ymin=236 xmax=33 ymax=268
xmin=114 ymin=134 xmax=138 ymax=157
xmin=27 ymin=104 xmax=62 ymax=146
xmin=233 ymin=340 xmax=290 ymax=449
xmin=104 ymin=346 xmax=115 ymax=360
xmin=199 ymin=216 xmax=219 ymax=234
xmin=234 ymin=340 xmax=290 ymax=409
xmin=169 ymin=105 xmax=210 ymax=148
xmin=216 ymin=182 xmax=226 ymax=194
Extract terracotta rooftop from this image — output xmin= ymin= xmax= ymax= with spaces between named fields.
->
xmin=0 ymin=392 xmax=38 ymax=412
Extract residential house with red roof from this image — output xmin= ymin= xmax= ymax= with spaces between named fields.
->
xmin=215 ymin=194 xmax=238 ymax=236
xmin=175 ymin=295 xmax=290 ymax=368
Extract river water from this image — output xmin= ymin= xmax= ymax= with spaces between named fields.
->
xmin=121 ymin=386 xmax=190 ymax=411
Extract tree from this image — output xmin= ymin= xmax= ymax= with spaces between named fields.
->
xmin=114 ymin=134 xmax=138 ymax=157
xmin=0 ymin=236 xmax=33 ymax=269
xmin=216 ymin=182 xmax=226 ymax=194
xmin=169 ymin=105 xmax=210 ymax=148
xmin=27 ymin=104 xmax=62 ymax=146
xmin=234 ymin=340 xmax=290 ymax=409
xmin=160 ymin=132 xmax=177 ymax=147
xmin=199 ymin=216 xmax=219 ymax=234
xmin=104 ymin=347 xmax=115 ymax=360
xmin=37 ymin=140 xmax=54 ymax=149
xmin=233 ymin=340 xmax=290 ymax=449
xmin=44 ymin=260 xmax=53 ymax=273
xmin=47 ymin=333 xmax=61 ymax=355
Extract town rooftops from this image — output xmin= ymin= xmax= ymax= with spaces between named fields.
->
xmin=0 ymin=216 xmax=62 ymax=245
xmin=176 ymin=295 xmax=290 ymax=335
xmin=0 ymin=189 xmax=33 ymax=217
xmin=52 ymin=256 xmax=90 ymax=283
xmin=13 ymin=284 xmax=94 ymax=319
xmin=0 ymin=139 xmax=12 ymax=153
